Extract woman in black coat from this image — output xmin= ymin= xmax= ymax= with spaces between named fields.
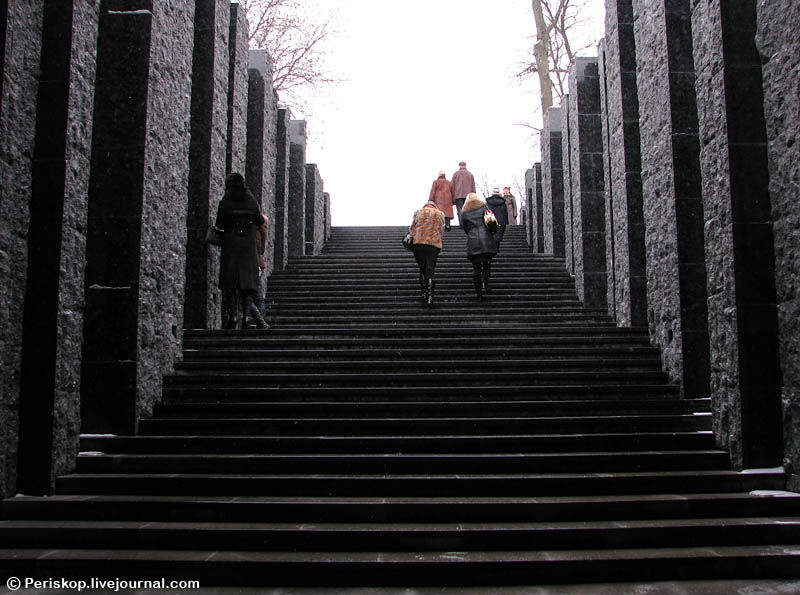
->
xmin=215 ymin=173 xmax=268 ymax=329
xmin=461 ymin=192 xmax=498 ymax=301
xmin=485 ymin=187 xmax=509 ymax=250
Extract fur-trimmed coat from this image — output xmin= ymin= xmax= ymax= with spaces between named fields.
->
xmin=461 ymin=203 xmax=497 ymax=257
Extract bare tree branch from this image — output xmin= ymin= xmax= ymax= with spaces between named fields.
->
xmin=242 ymin=0 xmax=339 ymax=111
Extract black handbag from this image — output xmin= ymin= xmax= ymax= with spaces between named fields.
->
xmin=402 ymin=232 xmax=413 ymax=250
xmin=205 ymin=224 xmax=224 ymax=246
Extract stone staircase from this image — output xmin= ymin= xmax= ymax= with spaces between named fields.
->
xmin=2 ymin=225 xmax=800 ymax=588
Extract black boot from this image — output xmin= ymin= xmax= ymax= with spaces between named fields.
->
xmin=473 ymin=272 xmax=484 ymax=301
xmin=249 ymin=301 xmax=269 ymax=329
xmin=222 ymin=291 xmax=237 ymax=329
xmin=419 ymin=272 xmax=427 ymax=302
xmin=427 ymin=278 xmax=435 ymax=309
xmin=482 ymin=266 xmax=492 ymax=296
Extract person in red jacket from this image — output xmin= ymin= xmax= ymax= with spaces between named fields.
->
xmin=428 ymin=171 xmax=455 ymax=231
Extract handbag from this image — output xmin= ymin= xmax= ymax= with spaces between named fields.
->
xmin=402 ymin=231 xmax=414 ymax=250
xmin=205 ymin=224 xmax=224 ymax=246
xmin=484 ymin=209 xmax=499 ymax=234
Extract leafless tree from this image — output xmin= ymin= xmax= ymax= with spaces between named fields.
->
xmin=518 ymin=0 xmax=595 ymax=122
xmin=241 ymin=0 xmax=338 ymax=110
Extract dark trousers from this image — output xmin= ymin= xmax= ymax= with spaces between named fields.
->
xmin=413 ymin=244 xmax=441 ymax=279
xmin=454 ymin=197 xmax=466 ymax=226
xmin=469 ymin=253 xmax=493 ymax=289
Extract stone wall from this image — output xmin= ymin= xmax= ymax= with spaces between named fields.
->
xmin=0 ymin=0 xmax=44 ymax=499
xmin=632 ymin=0 xmax=710 ymax=398
xmin=305 ymin=164 xmax=324 ymax=255
xmin=756 ymin=0 xmax=800 ymax=484
xmin=288 ymin=119 xmax=307 ymax=258
xmin=561 ymin=98 xmax=575 ymax=273
xmin=524 ymin=167 xmax=535 ymax=250
xmin=273 ymin=108 xmax=290 ymax=270
xmin=246 ymin=49 xmax=277 ymax=283
xmin=599 ymin=0 xmax=647 ymax=327
xmin=136 ymin=0 xmax=194 ymax=421
xmin=567 ymin=58 xmax=607 ymax=311
xmin=16 ymin=0 xmax=99 ymax=494
xmin=692 ymin=0 xmax=782 ymax=468
xmin=184 ymin=0 xmax=229 ymax=330
xmin=534 ymin=164 xmax=544 ymax=253
xmin=541 ymin=108 xmax=565 ymax=257
xmin=225 ymin=1 xmax=247 ymax=175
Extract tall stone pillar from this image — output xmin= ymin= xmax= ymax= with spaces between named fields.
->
xmin=226 ymin=1 xmax=248 ymax=176
xmin=15 ymin=0 xmax=98 ymax=495
xmin=757 ymin=0 xmax=800 ymax=485
xmin=567 ymin=58 xmax=608 ymax=311
xmin=246 ymin=49 xmax=278 ymax=279
xmin=633 ymin=0 xmax=711 ymax=399
xmin=691 ymin=0 xmax=782 ymax=467
xmin=541 ymin=108 xmax=565 ymax=257
xmin=287 ymin=119 xmax=307 ymax=258
xmin=81 ymin=1 xmax=193 ymax=436
xmin=599 ymin=0 xmax=648 ymax=328
xmin=305 ymin=164 xmax=324 ymax=255
xmin=524 ymin=167 xmax=535 ymax=250
xmin=184 ymin=0 xmax=229 ymax=330
xmin=324 ymin=192 xmax=332 ymax=241
xmin=0 ymin=0 xmax=43 ymax=500
xmin=561 ymin=97 xmax=575 ymax=273
xmin=534 ymin=163 xmax=544 ymax=253
xmin=273 ymin=108 xmax=290 ymax=270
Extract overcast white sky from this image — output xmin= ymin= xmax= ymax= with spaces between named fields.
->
xmin=296 ymin=0 xmax=605 ymax=226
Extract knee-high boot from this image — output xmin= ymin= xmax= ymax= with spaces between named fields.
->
xmin=473 ymin=269 xmax=483 ymax=301
xmin=419 ymin=271 xmax=427 ymax=301
xmin=222 ymin=290 xmax=237 ymax=329
xmin=482 ymin=262 xmax=492 ymax=295
xmin=427 ymin=278 xmax=435 ymax=309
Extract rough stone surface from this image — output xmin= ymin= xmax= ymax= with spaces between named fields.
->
xmin=541 ymin=108 xmax=565 ymax=257
xmin=273 ymin=108 xmax=290 ymax=270
xmin=51 ymin=0 xmax=99 ymax=487
xmin=632 ymin=0 xmax=710 ymax=398
xmin=534 ymin=164 xmax=544 ymax=253
xmin=304 ymin=163 xmax=324 ymax=255
xmin=136 ymin=0 xmax=194 ymax=423
xmin=184 ymin=0 xmax=229 ymax=330
xmin=226 ymin=2 xmax=247 ymax=176
xmin=288 ymin=120 xmax=307 ymax=258
xmin=246 ymin=49 xmax=278 ymax=289
xmin=600 ymin=0 xmax=648 ymax=328
xmin=756 ymin=0 xmax=800 ymax=486
xmin=561 ymin=97 xmax=575 ymax=274
xmin=324 ymin=191 xmax=332 ymax=240
xmin=693 ymin=0 xmax=782 ymax=468
xmin=0 ymin=0 xmax=43 ymax=500
xmin=567 ymin=58 xmax=608 ymax=311
xmin=524 ymin=167 xmax=535 ymax=250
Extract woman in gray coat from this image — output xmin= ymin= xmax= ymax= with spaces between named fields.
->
xmin=461 ymin=192 xmax=497 ymax=301
xmin=215 ymin=173 xmax=268 ymax=329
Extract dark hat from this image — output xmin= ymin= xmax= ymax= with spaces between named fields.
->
xmin=458 ymin=161 xmax=466 ymax=166
xmin=225 ymin=172 xmax=245 ymax=189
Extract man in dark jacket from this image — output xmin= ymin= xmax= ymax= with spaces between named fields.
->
xmin=485 ymin=187 xmax=509 ymax=251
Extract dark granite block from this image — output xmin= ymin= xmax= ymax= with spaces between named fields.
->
xmin=85 ymin=216 xmax=143 ymax=286
xmin=82 ymin=286 xmax=139 ymax=362
xmin=578 ymin=114 xmax=605 ymax=152
xmin=577 ymin=80 xmax=602 ymax=115
xmin=620 ymin=72 xmax=641 ymax=121
xmin=79 ymin=360 xmax=138 ymax=435
xmin=583 ymin=272 xmax=609 ymax=309
xmin=665 ymin=3 xmax=695 ymax=71
xmin=579 ymin=153 xmax=606 ymax=193
xmin=618 ymin=23 xmax=638 ymax=71
xmin=669 ymin=72 xmax=700 ymax=134
xmin=721 ymin=0 xmax=760 ymax=65
xmin=732 ymin=222 xmax=779 ymax=304
xmin=616 ymin=0 xmax=634 ymax=24
xmin=583 ymin=231 xmax=608 ymax=272
xmin=675 ymin=198 xmax=705 ymax=263
xmin=680 ymin=329 xmax=711 ymax=398
xmin=678 ymin=262 xmax=710 ymax=330
xmin=671 ymin=134 xmax=702 ymax=198
xmin=723 ymin=67 xmax=768 ymax=144
xmin=728 ymin=144 xmax=771 ymax=223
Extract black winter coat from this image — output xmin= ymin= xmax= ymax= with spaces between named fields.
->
xmin=215 ymin=187 xmax=262 ymax=290
xmin=461 ymin=205 xmax=497 ymax=258
xmin=485 ymin=193 xmax=509 ymax=245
